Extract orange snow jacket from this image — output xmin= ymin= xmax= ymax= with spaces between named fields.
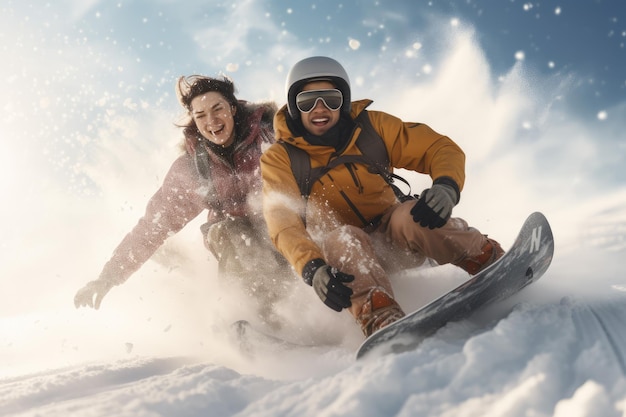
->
xmin=260 ymin=99 xmax=466 ymax=276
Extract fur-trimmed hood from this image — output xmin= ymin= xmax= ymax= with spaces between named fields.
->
xmin=245 ymin=100 xmax=278 ymax=128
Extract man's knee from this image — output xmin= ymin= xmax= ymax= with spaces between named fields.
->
xmin=321 ymin=225 xmax=383 ymax=277
xmin=323 ymin=224 xmax=369 ymax=248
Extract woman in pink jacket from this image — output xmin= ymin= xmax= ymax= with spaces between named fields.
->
xmin=74 ymin=75 xmax=291 ymax=319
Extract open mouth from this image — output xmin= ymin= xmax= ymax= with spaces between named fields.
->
xmin=210 ymin=125 xmax=225 ymax=136
xmin=311 ymin=117 xmax=330 ymax=126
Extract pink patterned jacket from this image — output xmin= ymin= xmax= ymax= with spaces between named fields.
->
xmin=99 ymin=102 xmax=276 ymax=284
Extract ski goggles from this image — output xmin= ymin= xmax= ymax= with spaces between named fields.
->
xmin=295 ymin=89 xmax=343 ymax=113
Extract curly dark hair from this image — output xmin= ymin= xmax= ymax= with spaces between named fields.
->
xmin=175 ymin=75 xmax=251 ymax=146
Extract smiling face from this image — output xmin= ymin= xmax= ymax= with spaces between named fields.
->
xmin=300 ymin=80 xmax=341 ymax=136
xmin=190 ymin=92 xmax=236 ymax=147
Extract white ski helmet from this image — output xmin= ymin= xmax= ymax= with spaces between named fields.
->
xmin=285 ymin=56 xmax=351 ymax=119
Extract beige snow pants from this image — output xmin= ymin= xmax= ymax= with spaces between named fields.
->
xmin=319 ymin=200 xmax=490 ymax=318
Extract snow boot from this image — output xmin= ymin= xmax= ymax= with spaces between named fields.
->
xmin=455 ymin=237 xmax=504 ymax=275
xmin=357 ymin=288 xmax=406 ymax=337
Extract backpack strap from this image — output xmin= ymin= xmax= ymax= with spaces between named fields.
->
xmin=280 ymin=110 xmax=413 ymax=201
xmin=353 ymin=110 xmax=389 ymax=177
xmin=353 ymin=111 xmax=413 ymax=200
xmin=281 ymin=142 xmax=313 ymax=197
xmin=280 ymin=143 xmax=379 ymax=198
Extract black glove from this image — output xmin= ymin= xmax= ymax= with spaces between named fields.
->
xmin=303 ymin=259 xmax=354 ymax=312
xmin=410 ymin=183 xmax=458 ymax=229
xmin=74 ymin=278 xmax=116 ymax=309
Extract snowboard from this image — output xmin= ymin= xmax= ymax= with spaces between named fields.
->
xmin=356 ymin=211 xmax=554 ymax=360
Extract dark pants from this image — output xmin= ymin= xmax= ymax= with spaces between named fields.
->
xmin=202 ymin=217 xmax=295 ymax=326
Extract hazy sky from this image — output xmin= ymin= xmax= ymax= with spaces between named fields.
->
xmin=1 ymin=0 xmax=624 ymax=281
xmin=1 ymin=0 xmax=624 ymax=196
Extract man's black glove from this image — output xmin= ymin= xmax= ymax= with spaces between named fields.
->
xmin=410 ymin=183 xmax=458 ymax=229
xmin=303 ymin=259 xmax=354 ymax=312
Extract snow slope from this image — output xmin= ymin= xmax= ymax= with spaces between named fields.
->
xmin=3 ymin=226 xmax=626 ymax=417
xmin=3 ymin=294 xmax=626 ymax=416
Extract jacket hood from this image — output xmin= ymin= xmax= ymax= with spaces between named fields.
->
xmin=245 ymin=100 xmax=278 ymax=127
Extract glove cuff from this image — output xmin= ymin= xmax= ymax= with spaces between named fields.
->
xmin=433 ymin=176 xmax=461 ymax=204
xmin=302 ymin=258 xmax=326 ymax=286
xmin=98 ymin=270 xmax=124 ymax=286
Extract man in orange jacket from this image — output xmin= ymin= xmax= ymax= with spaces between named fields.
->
xmin=260 ymin=56 xmax=504 ymax=337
